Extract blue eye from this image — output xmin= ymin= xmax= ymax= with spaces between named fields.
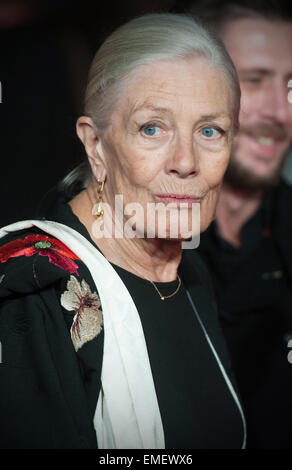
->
xmin=201 ymin=127 xmax=220 ymax=138
xmin=143 ymin=126 xmax=159 ymax=136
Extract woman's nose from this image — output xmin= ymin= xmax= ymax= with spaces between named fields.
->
xmin=166 ymin=134 xmax=200 ymax=178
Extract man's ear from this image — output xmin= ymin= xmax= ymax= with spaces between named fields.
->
xmin=76 ymin=116 xmax=106 ymax=181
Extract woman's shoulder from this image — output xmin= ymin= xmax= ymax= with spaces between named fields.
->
xmin=0 ymin=225 xmax=103 ymax=325
xmin=0 ymin=226 xmax=79 ymax=298
xmin=0 ymin=224 xmax=104 ymax=351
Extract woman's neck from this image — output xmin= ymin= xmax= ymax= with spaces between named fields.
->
xmin=69 ymin=187 xmax=182 ymax=283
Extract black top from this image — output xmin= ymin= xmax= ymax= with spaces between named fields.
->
xmin=198 ymin=181 xmax=292 ymax=449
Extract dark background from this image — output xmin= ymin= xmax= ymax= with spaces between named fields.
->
xmin=0 ymin=0 xmax=291 ymax=226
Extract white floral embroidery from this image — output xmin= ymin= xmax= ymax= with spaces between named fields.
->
xmin=61 ymin=275 xmax=103 ymax=352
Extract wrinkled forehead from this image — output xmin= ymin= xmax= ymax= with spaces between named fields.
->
xmin=112 ymin=57 xmax=233 ymax=122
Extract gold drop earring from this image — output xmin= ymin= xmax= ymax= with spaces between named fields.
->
xmin=94 ymin=180 xmax=104 ymax=219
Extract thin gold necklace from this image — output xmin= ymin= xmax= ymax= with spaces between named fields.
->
xmin=148 ymin=274 xmax=181 ymax=300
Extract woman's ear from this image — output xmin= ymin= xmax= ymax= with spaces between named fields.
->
xmin=76 ymin=116 xmax=106 ymax=181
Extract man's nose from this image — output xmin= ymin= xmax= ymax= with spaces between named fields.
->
xmin=260 ymin=82 xmax=291 ymax=126
xmin=166 ymin=134 xmax=200 ymax=178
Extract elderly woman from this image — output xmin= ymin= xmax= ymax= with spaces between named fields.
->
xmin=0 ymin=13 xmax=245 ymax=449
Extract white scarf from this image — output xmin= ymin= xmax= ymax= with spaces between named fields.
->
xmin=0 ymin=219 xmax=165 ymax=449
xmin=0 ymin=219 xmax=247 ymax=449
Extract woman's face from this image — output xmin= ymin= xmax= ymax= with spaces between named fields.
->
xmin=97 ymin=56 xmax=234 ymax=239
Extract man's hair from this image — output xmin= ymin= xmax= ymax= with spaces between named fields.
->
xmin=189 ymin=0 xmax=292 ymax=32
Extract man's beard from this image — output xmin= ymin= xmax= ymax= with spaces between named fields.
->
xmin=224 ymin=123 xmax=289 ymax=192
xmin=224 ymin=150 xmax=288 ymax=192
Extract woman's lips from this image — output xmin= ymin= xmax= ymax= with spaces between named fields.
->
xmin=154 ymin=194 xmax=202 ymax=204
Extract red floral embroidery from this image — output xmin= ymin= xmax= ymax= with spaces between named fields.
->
xmin=0 ymin=234 xmax=80 ymax=275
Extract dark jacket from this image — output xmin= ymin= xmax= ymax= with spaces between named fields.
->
xmin=198 ymin=180 xmax=292 ymax=449
xmin=0 ymin=195 xmax=244 ymax=449
xmin=0 ymin=224 xmax=101 ymax=449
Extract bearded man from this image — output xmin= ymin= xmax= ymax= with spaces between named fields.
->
xmin=190 ymin=0 xmax=292 ymax=449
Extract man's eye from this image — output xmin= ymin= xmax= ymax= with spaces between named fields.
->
xmin=201 ymin=127 xmax=220 ymax=138
xmin=142 ymin=126 xmax=160 ymax=136
xmin=243 ymin=76 xmax=262 ymax=84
